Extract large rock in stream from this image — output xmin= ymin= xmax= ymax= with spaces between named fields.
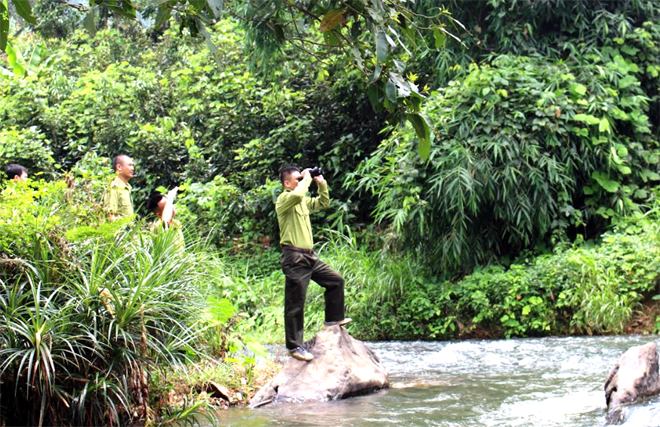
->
xmin=250 ymin=326 xmax=388 ymax=407
xmin=604 ymin=342 xmax=660 ymax=424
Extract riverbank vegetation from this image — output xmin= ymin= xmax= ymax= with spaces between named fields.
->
xmin=1 ymin=0 xmax=660 ymax=425
xmin=0 ymin=177 xmax=273 ymax=425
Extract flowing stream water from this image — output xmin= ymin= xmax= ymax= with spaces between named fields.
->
xmin=214 ymin=335 xmax=660 ymax=426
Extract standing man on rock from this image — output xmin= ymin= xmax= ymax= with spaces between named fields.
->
xmin=276 ymin=166 xmax=351 ymax=362
xmin=103 ymin=154 xmax=135 ymax=222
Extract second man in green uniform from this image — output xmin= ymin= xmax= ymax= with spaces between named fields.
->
xmin=103 ymin=154 xmax=135 ymax=221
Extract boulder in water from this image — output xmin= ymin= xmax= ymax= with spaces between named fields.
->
xmin=604 ymin=342 xmax=660 ymax=424
xmin=250 ymin=326 xmax=388 ymax=407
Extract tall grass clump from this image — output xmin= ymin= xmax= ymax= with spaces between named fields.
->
xmin=0 ymin=228 xmax=210 ymax=426
xmin=0 ymin=178 xmax=222 ymax=426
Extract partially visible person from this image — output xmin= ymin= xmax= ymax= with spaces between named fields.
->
xmin=5 ymin=164 xmax=28 ymax=181
xmin=103 ymin=155 xmax=135 ymax=221
xmin=147 ymin=187 xmax=184 ymax=250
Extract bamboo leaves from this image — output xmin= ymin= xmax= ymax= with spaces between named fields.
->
xmin=353 ymin=50 xmax=659 ymax=271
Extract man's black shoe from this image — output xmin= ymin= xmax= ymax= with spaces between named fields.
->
xmin=288 ymin=346 xmax=314 ymax=361
xmin=324 ymin=318 xmax=352 ymax=328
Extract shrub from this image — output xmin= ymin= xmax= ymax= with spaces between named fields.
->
xmin=0 ymin=127 xmax=56 ymax=177
xmin=354 ymin=52 xmax=660 ymax=272
xmin=0 ymin=177 xmax=236 ymax=426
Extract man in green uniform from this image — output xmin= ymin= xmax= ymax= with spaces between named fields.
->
xmin=103 ymin=155 xmax=135 ymax=221
xmin=147 ymin=187 xmax=185 ymax=250
xmin=276 ymin=166 xmax=350 ymax=362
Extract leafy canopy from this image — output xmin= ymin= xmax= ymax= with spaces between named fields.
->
xmin=2 ymin=0 xmax=461 ymax=158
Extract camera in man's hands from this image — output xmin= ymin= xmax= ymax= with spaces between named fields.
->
xmin=309 ymin=167 xmax=323 ymax=178
xmin=299 ymin=167 xmax=324 ymax=180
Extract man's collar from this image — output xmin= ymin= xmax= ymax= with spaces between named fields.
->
xmin=112 ymin=176 xmax=132 ymax=190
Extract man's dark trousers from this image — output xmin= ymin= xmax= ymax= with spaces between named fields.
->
xmin=281 ymin=249 xmax=345 ymax=350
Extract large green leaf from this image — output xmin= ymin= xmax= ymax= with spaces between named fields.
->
xmin=569 ymin=83 xmax=586 ymax=96
xmin=206 ymin=0 xmax=223 ymax=18
xmin=0 ymin=0 xmax=8 ymax=52
xmin=599 ymin=117 xmax=611 ymax=134
xmin=120 ymin=0 xmax=137 ymax=19
xmin=385 ymin=78 xmax=397 ymax=102
xmin=83 ymin=6 xmax=97 ymax=38
xmin=433 ymin=28 xmax=445 ymax=48
xmin=190 ymin=0 xmax=206 ymax=12
xmin=573 ymin=113 xmax=600 ymax=125
xmin=206 ymin=297 xmax=234 ymax=324
xmin=10 ymin=0 xmax=36 ymax=25
xmin=320 ymin=9 xmax=343 ymax=32
xmin=5 ymin=43 xmax=25 ymax=77
xmin=155 ymin=3 xmax=172 ymax=29
xmin=592 ymin=172 xmax=619 ymax=193
xmin=407 ymin=113 xmax=432 ymax=160
xmin=375 ymin=29 xmax=388 ymax=63
xmin=367 ymin=84 xmax=383 ymax=112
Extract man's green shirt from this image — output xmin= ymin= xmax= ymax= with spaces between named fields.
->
xmin=103 ymin=176 xmax=134 ymax=219
xmin=276 ymin=177 xmax=330 ymax=250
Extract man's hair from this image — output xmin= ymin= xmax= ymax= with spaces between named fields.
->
xmin=279 ymin=166 xmax=300 ymax=184
xmin=112 ymin=154 xmax=129 ymax=171
xmin=147 ymin=193 xmax=165 ymax=213
xmin=5 ymin=163 xmax=27 ymax=180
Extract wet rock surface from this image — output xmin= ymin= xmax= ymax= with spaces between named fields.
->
xmin=604 ymin=342 xmax=660 ymax=424
xmin=250 ymin=326 xmax=388 ymax=407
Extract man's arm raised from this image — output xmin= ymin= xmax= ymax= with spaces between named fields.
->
xmin=306 ymin=175 xmax=330 ymax=213
xmin=161 ymin=187 xmax=178 ymax=227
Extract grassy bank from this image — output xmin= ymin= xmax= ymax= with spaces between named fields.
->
xmin=225 ymin=224 xmax=660 ymax=344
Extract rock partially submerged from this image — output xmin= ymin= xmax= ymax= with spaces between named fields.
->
xmin=604 ymin=342 xmax=660 ymax=424
xmin=250 ymin=326 xmax=388 ymax=407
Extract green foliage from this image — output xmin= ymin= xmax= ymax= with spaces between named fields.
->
xmin=0 ymin=177 xmax=256 ymax=426
xmin=389 ymin=224 xmax=660 ymax=339
xmin=0 ymin=229 xmax=207 ymax=426
xmin=0 ymin=24 xmax=383 ymax=237
xmin=176 ymin=176 xmax=281 ymax=245
xmin=222 ymin=222 xmax=660 ymax=342
xmin=354 ymin=47 xmax=660 ymax=271
xmin=0 ymin=126 xmax=55 ymax=177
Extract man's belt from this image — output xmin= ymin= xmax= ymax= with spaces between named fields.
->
xmin=282 ymin=246 xmax=315 ymax=254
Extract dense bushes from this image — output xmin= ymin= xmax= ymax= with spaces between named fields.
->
xmin=342 ymin=0 xmax=660 ymax=273
xmin=395 ymin=224 xmax=660 ymax=339
xmin=0 ymin=22 xmax=384 ymax=246
xmin=0 ymin=127 xmax=55 ymax=177
xmin=354 ymin=23 xmax=660 ymax=271
xmin=0 ymin=178 xmax=238 ymax=426
xmin=3 ymin=3 xmax=658 ymax=272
